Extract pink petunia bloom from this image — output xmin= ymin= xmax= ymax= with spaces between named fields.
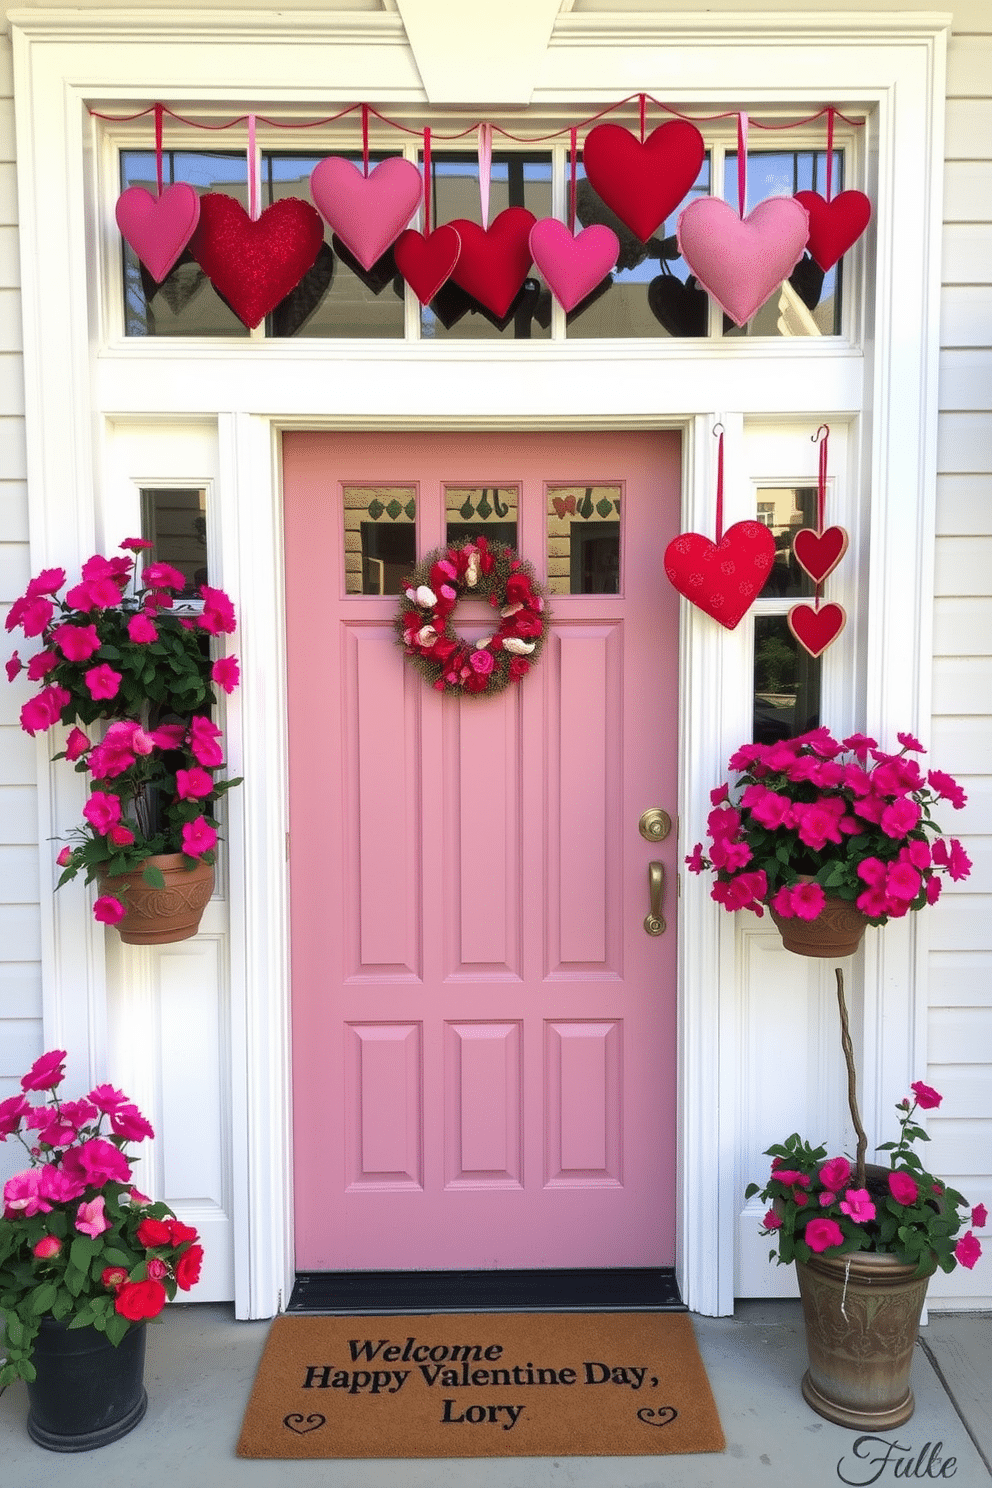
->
xmin=61 ymin=1137 xmax=131 ymax=1187
xmin=76 ymin=1195 xmax=112 ymax=1238
xmin=820 ymin=1157 xmax=851 ymax=1193
xmin=773 ymin=1170 xmax=811 ymax=1188
xmin=176 ymin=767 xmax=213 ymax=801
xmin=708 ymin=805 xmax=742 ymax=841
xmin=20 ymin=685 xmax=71 ymax=736
xmin=93 ymin=895 xmax=126 ymax=925
xmin=794 ymin=803 xmax=844 ymax=852
xmin=820 ymin=1192 xmax=837 ymax=1207
xmin=972 ymin=1203 xmax=988 ymax=1229
xmin=108 ymin=1103 xmax=154 ymax=1142
xmin=902 ymin=839 xmax=932 ymax=871
xmin=944 ymin=839 xmax=973 ymax=882
xmin=853 ymin=792 xmax=886 ymax=825
xmin=5 ymin=650 xmax=21 ymax=681
xmin=685 ymin=844 xmax=707 ymax=873
xmin=954 ymin=1231 xmax=983 ymax=1270
xmin=211 ymin=655 xmax=240 ymax=693
xmin=910 ymin=1080 xmax=942 ymax=1110
xmin=749 ymin=790 xmax=795 ymax=830
xmin=790 ymin=881 xmax=827 ymax=920
xmin=857 ymin=857 xmax=888 ymax=888
xmin=88 ymin=1082 xmax=129 ymax=1114
xmin=120 ymin=536 xmax=154 ymax=552
xmin=21 ymin=1049 xmax=66 ymax=1091
xmin=53 ymin=622 xmax=101 ymax=662
xmin=709 ymin=837 xmax=753 ymax=872
xmin=839 ymin=1188 xmax=877 ymax=1223
xmin=150 ymin=723 xmax=187 ymax=750
xmin=17 ymin=595 xmax=56 ymax=637
xmin=64 ymin=727 xmax=91 ymax=762
xmin=886 ymin=862 xmax=922 ymax=902
xmin=880 ymin=796 xmax=922 ymax=839
xmin=83 ymin=791 xmax=122 ymax=835
xmin=141 ymin=561 xmax=187 ymax=590
xmin=85 ymin=663 xmax=122 ymax=700
xmin=188 ymin=716 xmax=224 ymax=767
xmin=0 ymin=1093 xmax=31 ymax=1137
xmin=39 ymin=1164 xmax=87 ymax=1204
xmin=25 ymin=566 xmax=67 ymax=598
xmin=709 ymin=783 xmax=729 ymax=805
xmin=770 ymin=885 xmax=797 ymax=919
xmin=927 ymin=769 xmax=967 ymax=809
xmin=897 ymin=731 xmax=925 ymax=752
xmin=3 ymin=1169 xmax=53 ymax=1217
xmin=804 ymin=1217 xmax=845 ymax=1253
xmin=182 ymin=816 xmax=218 ymax=858
xmin=27 ymin=650 xmax=58 ymax=682
xmin=197 ymin=585 xmax=237 ymax=636
xmin=888 ymin=1171 xmax=919 ymax=1206
xmin=763 ymin=1209 xmax=782 ymax=1230
xmin=841 ymin=732 xmax=877 ymax=760
xmin=107 ymin=824 xmax=136 ymax=847
xmin=127 ymin=612 xmax=158 ymax=644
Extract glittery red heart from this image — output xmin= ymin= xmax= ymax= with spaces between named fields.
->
xmin=792 ymin=526 xmax=849 ymax=585
xmin=447 ymin=208 xmax=536 ymax=318
xmin=582 ymin=121 xmax=705 ymax=243
xmin=788 ymin=601 xmax=847 ymax=657
xmin=394 ymin=225 xmax=462 ymax=305
xmin=664 ymin=522 xmax=776 ymax=630
xmin=190 ymin=194 xmax=325 ymax=329
xmin=793 ymin=191 xmax=871 ymax=272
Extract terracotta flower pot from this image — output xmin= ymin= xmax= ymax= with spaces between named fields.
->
xmin=795 ymin=1245 xmax=936 ymax=1430
xmin=98 ymin=853 xmax=214 ymax=945
xmin=769 ymin=893 xmax=871 ymax=958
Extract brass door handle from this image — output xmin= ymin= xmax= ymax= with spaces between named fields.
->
xmin=644 ymin=861 xmax=666 ymax=937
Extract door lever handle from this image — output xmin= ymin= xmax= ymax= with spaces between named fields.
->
xmin=644 ymin=861 xmax=666 ymax=937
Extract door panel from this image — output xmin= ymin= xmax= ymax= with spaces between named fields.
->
xmin=285 ymin=430 xmax=680 ymax=1271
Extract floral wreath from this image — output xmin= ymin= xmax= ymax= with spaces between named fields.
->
xmin=396 ymin=538 xmax=548 ymax=695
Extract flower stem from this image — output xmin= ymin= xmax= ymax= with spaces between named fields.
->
xmin=836 ymin=968 xmax=868 ymax=1188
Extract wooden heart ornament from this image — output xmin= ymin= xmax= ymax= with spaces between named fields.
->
xmin=190 ymin=194 xmax=325 ymax=329
xmin=310 ymin=156 xmax=421 ymax=271
xmin=582 ymin=121 xmax=705 ymax=243
xmin=788 ymin=601 xmax=847 ymax=657
xmin=115 ymin=184 xmax=201 ymax=284
xmin=677 ymin=196 xmax=810 ymax=327
xmin=792 ymin=525 xmax=849 ymax=585
xmin=794 ymin=191 xmax=871 ymax=272
xmin=528 ymin=219 xmax=620 ymax=312
xmin=664 ymin=522 xmax=776 ymax=630
xmin=394 ymin=225 xmax=462 ymax=304
xmin=448 ymin=208 xmax=536 ymax=318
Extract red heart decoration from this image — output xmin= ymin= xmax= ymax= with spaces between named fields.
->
xmin=447 ymin=208 xmax=537 ymax=318
xmin=664 ymin=521 xmax=776 ymax=630
xmin=394 ymin=225 xmax=462 ymax=304
xmin=792 ymin=526 xmax=849 ymax=585
xmin=793 ymin=191 xmax=871 ymax=272
xmin=552 ymin=494 xmax=578 ymax=519
xmin=116 ymin=184 xmax=201 ymax=284
xmin=582 ymin=121 xmax=705 ymax=243
xmin=190 ymin=194 xmax=325 ymax=329
xmin=787 ymin=601 xmax=847 ymax=657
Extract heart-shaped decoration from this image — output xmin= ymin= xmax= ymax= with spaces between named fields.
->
xmin=283 ymin=1413 xmax=326 ymax=1435
xmin=190 ymin=194 xmax=326 ymax=330
xmin=582 ymin=121 xmax=705 ymax=243
xmin=116 ymin=184 xmax=201 ymax=284
xmin=528 ymin=219 xmax=619 ymax=313
xmin=788 ymin=601 xmax=847 ymax=657
xmin=448 ymin=208 xmax=537 ymax=318
xmin=552 ymin=494 xmax=577 ymax=519
xmin=310 ymin=156 xmax=421 ymax=271
xmin=664 ymin=522 xmax=777 ymax=630
xmin=794 ymin=190 xmax=871 ymax=272
xmin=677 ymin=196 xmax=811 ymax=327
xmin=394 ymin=225 xmax=462 ymax=304
xmin=647 ymin=272 xmax=709 ymax=337
xmin=792 ymin=525 xmax=849 ymax=585
xmin=269 ymin=243 xmax=335 ymax=337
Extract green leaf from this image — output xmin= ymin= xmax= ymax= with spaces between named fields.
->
xmin=28 ymin=1281 xmax=58 ymax=1314
xmin=4 ymin=1313 xmax=24 ymax=1347
xmin=142 ymin=863 xmax=166 ymax=888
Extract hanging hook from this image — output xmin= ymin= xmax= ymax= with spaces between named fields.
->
xmin=812 ymin=424 xmax=830 ymax=443
xmin=712 ymin=421 xmax=725 ymax=438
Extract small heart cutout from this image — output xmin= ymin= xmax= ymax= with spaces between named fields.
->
xmin=582 ymin=121 xmax=705 ymax=242
xmin=394 ymin=225 xmax=462 ymax=304
xmin=788 ymin=601 xmax=847 ymax=657
xmin=677 ymin=196 xmax=811 ymax=327
xmin=116 ymin=184 xmax=201 ymax=284
xmin=310 ymin=156 xmax=421 ymax=271
xmin=794 ymin=190 xmax=871 ymax=272
xmin=792 ymin=526 xmax=849 ymax=585
xmin=664 ymin=522 xmax=777 ymax=630
xmin=283 ymin=1413 xmax=326 ymax=1435
xmin=528 ymin=219 xmax=619 ymax=313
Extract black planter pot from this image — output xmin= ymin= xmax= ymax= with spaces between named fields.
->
xmin=26 ymin=1317 xmax=148 ymax=1451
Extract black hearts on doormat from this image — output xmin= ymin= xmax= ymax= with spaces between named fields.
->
xmin=283 ymin=1413 xmax=326 ymax=1435
xmin=648 ymin=272 xmax=709 ymax=337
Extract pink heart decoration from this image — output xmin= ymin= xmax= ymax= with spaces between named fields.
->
xmin=677 ymin=196 xmax=811 ymax=327
xmin=394 ymin=225 xmax=462 ymax=304
xmin=528 ymin=219 xmax=620 ymax=313
xmin=664 ymin=522 xmax=777 ymax=630
xmin=190 ymin=194 xmax=325 ymax=330
xmin=448 ymin=208 xmax=537 ymax=319
xmin=115 ymin=184 xmax=201 ymax=284
xmin=582 ymin=121 xmax=705 ymax=243
xmin=787 ymin=601 xmax=847 ymax=658
xmin=792 ymin=526 xmax=849 ymax=585
xmin=794 ymin=191 xmax=871 ymax=272
xmin=310 ymin=156 xmax=421 ymax=271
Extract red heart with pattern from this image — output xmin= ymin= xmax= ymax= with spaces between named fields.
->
xmin=448 ymin=208 xmax=537 ymax=318
xmin=552 ymin=494 xmax=577 ymax=518
xmin=190 ymin=194 xmax=325 ymax=329
xmin=394 ymin=225 xmax=462 ymax=304
xmin=792 ymin=525 xmax=849 ymax=584
xmin=793 ymin=191 xmax=871 ymax=272
xmin=115 ymin=183 xmax=201 ymax=284
xmin=582 ymin=121 xmax=705 ymax=243
xmin=664 ymin=521 xmax=776 ymax=630
xmin=788 ymin=601 xmax=847 ymax=657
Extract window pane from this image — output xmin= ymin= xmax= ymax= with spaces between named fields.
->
xmin=140 ymin=488 xmax=208 ymax=599
xmin=421 ymin=155 xmax=552 ymax=341
xmin=343 ymin=486 xmax=417 ymax=595
xmin=121 ymin=151 xmax=251 ymax=338
xmin=444 ymin=486 xmax=518 ymax=549
xmin=753 ymin=614 xmax=822 ymax=743
xmin=722 ymin=151 xmax=843 ymax=336
xmin=756 ymin=486 xmax=818 ymax=599
xmin=567 ymin=157 xmax=711 ymax=339
xmin=547 ymin=485 xmax=621 ymax=594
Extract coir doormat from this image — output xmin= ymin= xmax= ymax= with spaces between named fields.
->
xmin=236 ymin=1311 xmax=725 ymax=1459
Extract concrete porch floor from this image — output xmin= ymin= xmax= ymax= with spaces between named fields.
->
xmin=1 ymin=1301 xmax=989 ymax=1485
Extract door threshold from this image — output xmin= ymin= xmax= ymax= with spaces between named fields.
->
xmin=287 ymin=1268 xmax=684 ymax=1314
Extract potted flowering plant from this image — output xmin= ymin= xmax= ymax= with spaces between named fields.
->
xmin=0 ymin=1049 xmax=203 ymax=1449
xmin=5 ymin=539 xmax=241 ymax=942
xmin=686 ymin=727 xmax=971 ymax=956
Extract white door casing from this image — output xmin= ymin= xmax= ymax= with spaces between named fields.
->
xmin=10 ymin=10 xmax=949 ymax=1316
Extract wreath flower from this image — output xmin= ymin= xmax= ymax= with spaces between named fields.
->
xmin=395 ymin=538 xmax=548 ymax=696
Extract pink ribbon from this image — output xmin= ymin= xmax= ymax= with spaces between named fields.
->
xmin=154 ymin=103 xmax=164 ymax=197
xmin=478 ymin=122 xmax=492 ymax=230
xmin=714 ymin=424 xmax=725 ymax=544
xmin=737 ymin=111 xmax=748 ymax=219
xmin=247 ymin=113 xmax=260 ymax=221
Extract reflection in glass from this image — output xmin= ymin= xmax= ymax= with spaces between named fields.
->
xmin=723 ymin=151 xmax=844 ymax=336
xmin=140 ymin=489 xmax=208 ymax=599
xmin=547 ymin=485 xmax=621 ymax=594
xmin=343 ymin=486 xmax=417 ymax=595
xmin=753 ymin=615 xmax=822 ymax=744
xmin=756 ymin=486 xmax=818 ymax=599
xmin=445 ymin=487 xmax=518 ymax=550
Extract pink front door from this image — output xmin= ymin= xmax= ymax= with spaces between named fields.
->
xmin=285 ymin=430 xmax=681 ymax=1271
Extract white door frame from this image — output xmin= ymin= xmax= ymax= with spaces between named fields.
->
xmin=10 ymin=10 xmax=949 ymax=1316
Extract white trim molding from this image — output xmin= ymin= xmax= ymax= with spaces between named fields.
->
xmin=9 ymin=9 xmax=950 ymax=1319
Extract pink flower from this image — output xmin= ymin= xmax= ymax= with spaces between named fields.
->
xmin=954 ymin=1231 xmax=983 ymax=1270
xmin=197 ymin=585 xmax=237 ymax=635
xmin=790 ymin=881 xmax=827 ymax=920
xmin=972 ymin=1203 xmax=988 ymax=1229
xmin=21 ymin=1049 xmax=66 ymax=1091
xmin=188 ymin=716 xmax=224 ymax=767
xmin=127 ymin=612 xmax=158 ymax=644
xmin=88 ymin=1082 xmax=129 ymax=1114
xmin=3 ymin=1170 xmax=52 ymax=1217
xmin=33 ymin=1235 xmax=62 ymax=1259
xmin=16 ymin=595 xmax=56 ymax=636
xmin=748 ymin=789 xmax=794 ymax=830
xmin=142 ymin=561 xmax=187 ymax=590
xmin=75 ymin=1195 xmax=111 ymax=1238
xmin=5 ymin=650 xmax=22 ymax=680
xmin=107 ymin=824 xmax=136 ymax=847
xmin=120 ymin=536 xmax=154 ymax=552
xmin=819 ymin=1157 xmax=851 ymax=1193
xmin=469 ymin=648 xmax=495 ymax=676
xmin=685 ymin=843 xmax=707 ymax=874
xmin=176 ymin=767 xmax=213 ymax=800
xmin=842 ymin=733 xmax=878 ymax=760
xmin=108 ymin=1103 xmax=154 ymax=1142
xmin=773 ymin=1170 xmax=811 ymax=1188
xmin=150 ymin=723 xmax=187 ymax=750
xmin=770 ymin=884 xmax=798 ymax=919
xmin=39 ymin=1164 xmax=87 ymax=1203
xmin=886 ymin=862 xmax=922 ymax=902
xmin=927 ymin=769 xmax=966 ymax=809
xmin=794 ymin=802 xmax=844 ymax=852
xmin=146 ymin=1256 xmax=168 ymax=1280
xmin=762 ymin=1209 xmax=782 ymax=1230
xmin=65 ymin=727 xmax=91 ymax=762
xmin=943 ymin=839 xmax=972 ymax=882
xmin=805 ymin=1217 xmax=845 ymax=1253
xmin=880 ymin=796 xmax=921 ymax=839
xmin=83 ymin=791 xmax=122 ymax=835
xmin=182 ymin=816 xmax=217 ymax=858
xmin=839 ymin=1188 xmax=876 ymax=1223
xmin=709 ymin=837 xmax=752 ymax=872
xmin=61 ymin=1137 xmax=131 ymax=1187
xmin=175 ymin=1244 xmax=203 ymax=1291
xmin=211 ymin=655 xmax=240 ymax=693
xmin=0 ymin=1093 xmax=31 ymax=1137
xmin=53 ymin=622 xmax=101 ymax=661
xmin=93 ymin=895 xmax=126 ymax=925
xmin=84 ymin=663 xmax=122 ymax=700
xmin=25 ymin=566 xmax=66 ymax=598
xmin=888 ymin=1171 xmax=919 ymax=1205
xmin=710 ymin=783 xmax=729 ymax=805
xmin=897 ymin=731 xmax=925 ymax=752
xmin=20 ymin=685 xmax=71 ymax=735
xmin=102 ymin=1266 xmax=129 ymax=1290
xmin=910 ymin=1080 xmax=942 ymax=1110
